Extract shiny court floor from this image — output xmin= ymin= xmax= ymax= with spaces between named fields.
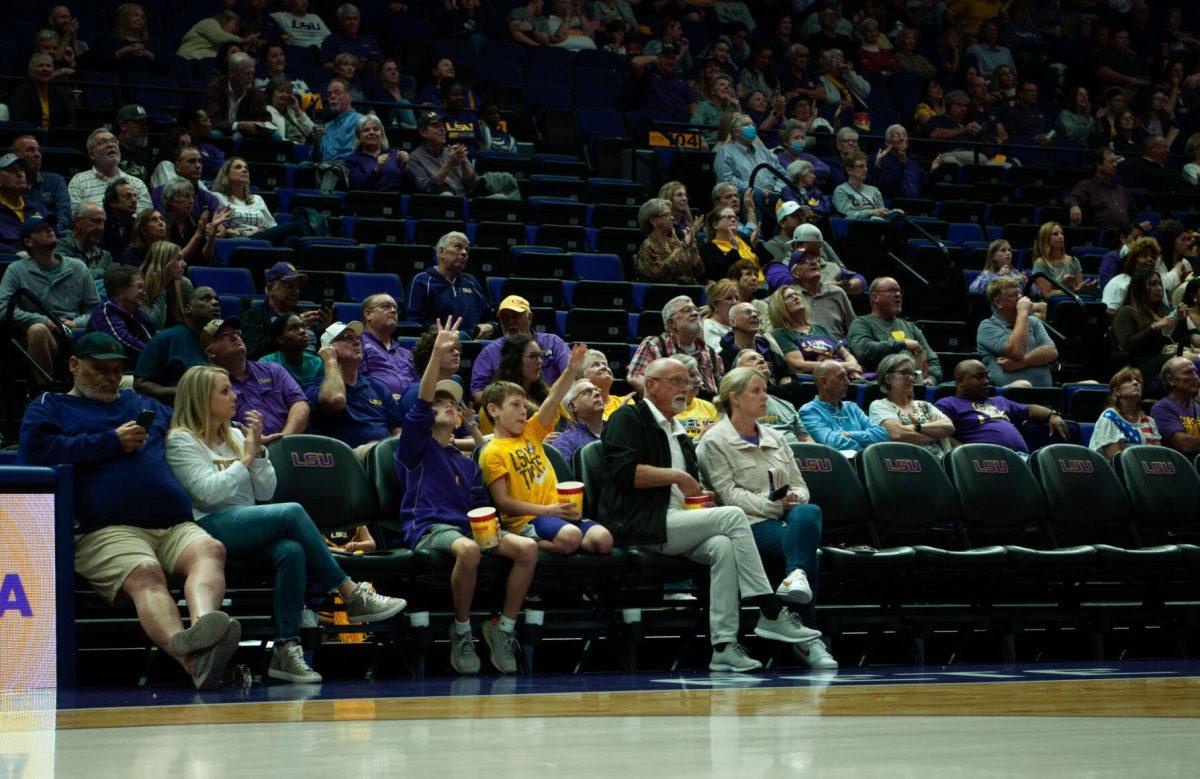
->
xmin=5 ymin=662 xmax=1199 ymax=778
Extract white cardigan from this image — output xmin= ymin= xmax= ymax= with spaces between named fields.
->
xmin=696 ymin=416 xmax=810 ymax=523
xmin=165 ymin=428 xmax=276 ymax=520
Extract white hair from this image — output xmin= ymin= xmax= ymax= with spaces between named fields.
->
xmin=353 ymin=114 xmax=388 ymax=151
xmin=436 ymin=231 xmax=470 ymax=252
xmin=661 ymin=295 xmax=695 ymax=330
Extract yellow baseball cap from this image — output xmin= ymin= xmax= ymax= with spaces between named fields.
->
xmin=498 ymin=295 xmax=531 ymax=314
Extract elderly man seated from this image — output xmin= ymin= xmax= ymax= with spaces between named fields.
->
xmin=627 ymin=295 xmax=724 ymax=399
xmin=1149 ymin=357 xmax=1200 ymax=455
xmin=203 ymin=317 xmax=310 ymax=441
xmin=935 ymin=360 xmax=1068 ymax=456
xmin=19 ymin=332 xmax=239 ymax=690
xmin=305 ymin=320 xmax=403 ymax=459
xmin=847 ymin=277 xmax=942 ymax=384
xmin=550 ymin=378 xmax=607 ymax=464
xmin=798 ymin=361 xmax=887 ymax=453
xmin=976 ymin=277 xmax=1059 ymax=388
xmin=470 ymin=295 xmax=570 ymax=403
xmin=599 ymin=357 xmax=821 ymax=673
xmin=718 ymin=301 xmax=789 ymax=382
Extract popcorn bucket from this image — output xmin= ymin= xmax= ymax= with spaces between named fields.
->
xmin=684 ymin=495 xmax=711 ymax=510
xmin=468 ymin=507 xmax=500 ymax=550
xmin=557 ymin=481 xmax=584 ymax=517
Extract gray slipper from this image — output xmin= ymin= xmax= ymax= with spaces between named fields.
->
xmin=191 ymin=618 xmax=241 ymax=691
xmin=171 ymin=611 xmax=232 ymax=657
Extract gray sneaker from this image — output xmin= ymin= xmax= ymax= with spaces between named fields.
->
xmin=449 ymin=626 xmax=481 ymax=675
xmin=344 ymin=582 xmax=407 ymax=624
xmin=709 ymin=643 xmax=763 ymax=673
xmin=794 ymin=639 xmax=839 ymax=670
xmin=191 ymin=618 xmax=241 ymax=691
xmin=268 ymin=643 xmax=323 ymax=684
xmin=481 ymin=618 xmax=520 ymax=674
xmin=171 ymin=611 xmax=231 ymax=656
xmin=754 ymin=609 xmax=822 ymax=644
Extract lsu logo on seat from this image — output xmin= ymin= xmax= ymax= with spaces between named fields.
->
xmin=1058 ymin=459 xmax=1094 ymax=474
xmin=1141 ymin=461 xmax=1176 ymax=475
xmin=884 ymin=458 xmax=921 ymax=473
xmin=972 ymin=459 xmax=1009 ymax=474
xmin=796 ymin=458 xmax=833 ymax=473
xmin=290 ymin=452 xmax=335 ymax=468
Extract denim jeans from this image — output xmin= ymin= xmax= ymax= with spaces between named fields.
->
xmin=197 ymin=502 xmax=348 ymax=642
xmin=750 ymin=504 xmax=823 ymax=624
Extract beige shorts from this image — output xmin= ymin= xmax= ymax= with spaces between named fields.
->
xmin=74 ymin=522 xmax=212 ymax=603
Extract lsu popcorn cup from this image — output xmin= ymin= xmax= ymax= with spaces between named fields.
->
xmin=468 ymin=507 xmax=500 ymax=550
xmin=557 ymin=481 xmax=584 ymax=517
xmin=684 ymin=495 xmax=710 ymax=510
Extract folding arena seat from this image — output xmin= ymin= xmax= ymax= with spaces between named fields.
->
xmin=588 ymin=204 xmax=640 ymax=230
xmin=510 ymin=251 xmax=573 ymax=279
xmin=472 ymin=221 xmax=527 ymax=250
xmin=240 ymin=139 xmax=296 ymax=165
xmin=570 ymin=280 xmax=633 ymax=309
xmin=947 ymin=223 xmax=985 ymax=245
xmin=530 ymin=198 xmax=588 ymax=226
xmin=407 ymin=194 xmax=467 ymax=221
xmin=529 ymin=45 xmax=576 ymax=72
xmin=298 ymin=271 xmax=346 ymax=304
xmin=594 ymin=227 xmax=644 ymax=259
xmin=500 ymin=278 xmax=564 ymax=309
xmin=576 ymin=67 xmax=623 ymax=94
xmin=481 ymin=41 xmax=527 ymax=67
xmin=370 ymin=243 xmax=435 ymax=276
xmin=267 ymin=435 xmax=416 ymax=582
xmin=1113 ymin=446 xmax=1200 ymax=555
xmin=470 ymin=246 xmax=509 ymax=278
xmin=190 ymin=267 xmax=255 ymax=297
xmin=841 ymin=220 xmax=892 ymax=279
xmin=289 ymin=192 xmax=344 ymax=217
xmin=989 ymin=202 xmax=1036 ymax=226
xmin=1063 ymin=384 xmax=1110 ymax=422
xmin=858 ymin=442 xmax=1007 ymax=570
xmin=532 ymin=224 xmax=588 ymax=252
xmin=572 ymin=253 xmax=623 ymax=282
xmin=413 ymin=219 xmax=467 ymax=246
xmin=344 ymin=191 xmax=404 ymax=219
xmin=530 ymin=175 xmax=585 ymax=200
xmin=474 ymin=152 xmax=534 ymax=181
xmin=789 ymin=442 xmax=916 ymax=575
xmin=523 ymin=82 xmax=573 ymax=111
xmin=352 ymin=218 xmax=410 ymax=245
xmin=300 ymin=243 xmax=368 ymax=272
xmin=468 ymin=197 xmax=530 ymax=224
xmin=640 ymin=283 xmax=706 ymax=313
xmin=913 ymin=320 xmax=970 ymax=353
xmin=565 ymin=308 xmax=630 ymax=342
xmin=229 ymin=246 xmax=296 ymax=278
xmin=344 ymin=272 xmax=403 ymax=304
xmin=586 ymin=178 xmax=643 ymax=206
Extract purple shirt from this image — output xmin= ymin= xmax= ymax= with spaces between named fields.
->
xmin=360 ymin=330 xmax=418 ymax=397
xmin=1150 ymin=395 xmax=1200 ymax=451
xmin=231 ymin=360 xmax=307 ymax=437
xmin=469 ymin=332 xmax=571 ymax=396
xmin=638 ymin=69 xmax=696 ymax=122
xmin=935 ymin=395 xmax=1030 ymax=453
xmin=549 ymin=421 xmax=600 ymax=464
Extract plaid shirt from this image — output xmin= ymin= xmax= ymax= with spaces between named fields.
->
xmin=627 ymin=332 xmax=725 ymax=397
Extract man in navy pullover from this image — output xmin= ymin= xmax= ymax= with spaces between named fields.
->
xmin=405 ymin=231 xmax=496 ymax=342
xmin=395 ymin=315 xmax=537 ymax=675
xmin=18 ymin=332 xmax=240 ymax=690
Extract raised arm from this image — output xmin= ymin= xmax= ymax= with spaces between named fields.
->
xmin=419 ymin=315 xmax=462 ymax=403
xmin=538 ymin=342 xmax=588 ymax=430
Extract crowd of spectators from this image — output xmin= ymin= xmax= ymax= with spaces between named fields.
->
xmin=6 ymin=0 xmax=1200 ymax=686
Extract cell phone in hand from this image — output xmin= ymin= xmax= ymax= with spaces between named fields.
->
xmin=767 ymin=484 xmax=790 ymax=502
xmin=135 ymin=409 xmax=156 ymax=431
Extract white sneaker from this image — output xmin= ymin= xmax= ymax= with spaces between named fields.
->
xmin=344 ymin=582 xmax=407 ymax=624
xmin=794 ymin=639 xmax=838 ymax=669
xmin=754 ymin=609 xmax=822 ymax=644
xmin=448 ymin=626 xmax=481 ymax=675
xmin=268 ymin=643 xmax=323 ymax=684
xmin=775 ymin=569 xmax=813 ymax=604
xmin=709 ymin=643 xmax=763 ymax=673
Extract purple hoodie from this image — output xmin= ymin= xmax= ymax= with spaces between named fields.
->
xmin=89 ymin=296 xmax=156 ymax=358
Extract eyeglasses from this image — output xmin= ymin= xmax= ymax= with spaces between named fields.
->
xmin=890 ymin=369 xmax=917 ymax=379
xmin=369 ymin=302 xmax=398 ymax=311
xmin=719 ymin=213 xmax=737 ymax=221
xmin=524 ymin=349 xmax=552 ymax=361
xmin=651 ymin=376 xmax=691 ymax=389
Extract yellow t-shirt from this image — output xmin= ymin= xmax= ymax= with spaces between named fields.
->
xmin=602 ymin=393 xmax=633 ymax=420
xmin=481 ymin=413 xmax=559 ymax=532
xmin=676 ymin=397 xmax=718 ymax=441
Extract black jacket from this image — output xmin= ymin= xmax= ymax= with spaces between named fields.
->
xmin=599 ymin=399 xmax=700 ymax=546
xmin=8 ymin=81 xmax=77 ymax=128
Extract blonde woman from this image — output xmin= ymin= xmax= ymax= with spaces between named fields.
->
xmin=702 ymin=278 xmax=740 ymax=350
xmin=139 ymin=240 xmax=193 ymax=330
xmin=1031 ymin=222 xmax=1096 ymax=298
xmin=767 ymin=285 xmax=860 ymax=377
xmin=657 ymin=180 xmax=704 ymax=239
xmin=166 ymin=365 xmax=407 ymax=684
xmin=210 ymin=157 xmax=304 ymax=246
xmin=696 ymin=366 xmax=835 ymax=669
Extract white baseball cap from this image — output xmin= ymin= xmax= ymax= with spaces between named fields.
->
xmin=790 ymin=223 xmax=824 ymax=244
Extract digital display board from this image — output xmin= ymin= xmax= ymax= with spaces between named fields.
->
xmin=0 ymin=494 xmax=57 ymax=691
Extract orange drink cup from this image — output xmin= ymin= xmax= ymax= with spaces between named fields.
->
xmin=468 ymin=507 xmax=500 ymax=550
xmin=557 ymin=481 xmax=584 ymax=517
xmin=684 ymin=495 xmax=709 ymax=510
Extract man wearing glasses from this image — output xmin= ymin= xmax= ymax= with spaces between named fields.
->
xmin=785 ymin=227 xmax=857 ymax=340
xmin=359 ymin=293 xmax=418 ymax=398
xmin=627 ymin=295 xmax=724 ymax=399
xmin=241 ymin=262 xmax=332 ymax=359
xmin=470 ymin=295 xmax=570 ymax=403
xmin=847 ymin=276 xmax=942 ymax=384
xmin=599 ymin=356 xmax=822 ymax=673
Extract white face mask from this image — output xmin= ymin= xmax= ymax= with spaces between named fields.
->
xmin=1119 ymin=243 xmax=1129 ymax=258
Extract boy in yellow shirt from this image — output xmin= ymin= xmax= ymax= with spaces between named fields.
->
xmin=480 ymin=343 xmax=614 ymax=556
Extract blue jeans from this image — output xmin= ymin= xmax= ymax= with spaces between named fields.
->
xmin=197 ymin=502 xmax=349 ymax=642
xmin=750 ymin=504 xmax=823 ymax=624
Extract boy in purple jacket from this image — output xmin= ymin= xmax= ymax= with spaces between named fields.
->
xmin=395 ymin=316 xmax=537 ymax=675
xmin=89 ymin=264 xmax=155 ymax=359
